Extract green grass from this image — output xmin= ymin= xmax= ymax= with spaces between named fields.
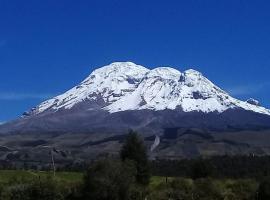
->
xmin=0 ymin=170 xmax=83 ymax=184
xmin=150 ymin=176 xmax=173 ymax=189
xmin=0 ymin=170 xmax=260 ymax=197
xmin=0 ymin=170 xmax=170 ymax=187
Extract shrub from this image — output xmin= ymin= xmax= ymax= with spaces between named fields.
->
xmin=82 ymin=159 xmax=136 ymax=200
xmin=258 ymin=177 xmax=270 ymax=200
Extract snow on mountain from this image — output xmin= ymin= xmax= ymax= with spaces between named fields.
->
xmin=26 ymin=62 xmax=270 ymax=116
xmin=29 ymin=62 xmax=149 ymax=114
xmin=246 ymin=98 xmax=260 ymax=106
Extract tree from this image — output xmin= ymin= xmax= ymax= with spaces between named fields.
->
xmin=120 ymin=130 xmax=151 ymax=185
xmin=82 ymin=159 xmax=136 ymax=200
xmin=258 ymin=178 xmax=270 ymax=200
xmin=189 ymin=159 xmax=214 ymax=179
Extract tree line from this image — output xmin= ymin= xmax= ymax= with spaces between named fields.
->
xmin=152 ymin=155 xmax=270 ymax=179
xmin=0 ymin=130 xmax=270 ymax=199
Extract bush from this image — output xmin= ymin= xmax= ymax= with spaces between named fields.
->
xmin=82 ymin=159 xmax=137 ymax=200
xmin=189 ymin=159 xmax=214 ymax=179
xmin=1 ymin=175 xmax=68 ymax=200
xmin=193 ymin=178 xmax=223 ymax=200
xmin=258 ymin=178 xmax=270 ymax=200
xmin=226 ymin=179 xmax=258 ymax=200
xmin=168 ymin=178 xmax=194 ymax=200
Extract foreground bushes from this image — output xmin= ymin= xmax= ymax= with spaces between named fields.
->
xmin=81 ymin=159 xmax=136 ymax=200
xmin=152 ymin=156 xmax=270 ymax=179
xmin=0 ymin=168 xmax=269 ymax=199
xmin=0 ymin=176 xmax=72 ymax=200
xmin=148 ymin=178 xmax=259 ymax=200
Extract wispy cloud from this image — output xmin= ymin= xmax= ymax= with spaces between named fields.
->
xmin=227 ymin=82 xmax=270 ymax=96
xmin=0 ymin=92 xmax=54 ymax=100
xmin=0 ymin=121 xmax=6 ymax=125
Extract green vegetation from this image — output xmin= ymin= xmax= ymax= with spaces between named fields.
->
xmin=258 ymin=178 xmax=270 ymax=200
xmin=152 ymin=155 xmax=270 ymax=179
xmin=0 ymin=170 xmax=83 ymax=184
xmin=120 ymin=130 xmax=151 ymax=185
xmin=0 ymin=171 xmax=266 ymax=200
xmin=0 ymin=131 xmax=269 ymax=199
xmin=82 ymin=159 xmax=136 ymax=200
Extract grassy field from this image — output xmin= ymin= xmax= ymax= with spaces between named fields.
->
xmin=149 ymin=176 xmax=174 ymax=189
xmin=0 ymin=170 xmax=261 ymax=200
xmin=0 ymin=170 xmax=83 ymax=184
xmin=0 ymin=170 xmax=171 ymax=187
xmin=0 ymin=170 xmax=259 ymax=192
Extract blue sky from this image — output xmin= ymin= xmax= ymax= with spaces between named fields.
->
xmin=1 ymin=0 xmax=270 ymax=122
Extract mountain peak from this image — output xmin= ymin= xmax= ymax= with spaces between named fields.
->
xmin=146 ymin=67 xmax=181 ymax=80
xmin=90 ymin=61 xmax=149 ymax=78
xmin=184 ymin=68 xmax=202 ymax=75
xmin=24 ymin=62 xmax=270 ymax=117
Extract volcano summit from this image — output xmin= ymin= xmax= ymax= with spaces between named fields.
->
xmin=1 ymin=62 xmax=270 ymax=134
xmin=1 ymin=62 xmax=270 ymax=159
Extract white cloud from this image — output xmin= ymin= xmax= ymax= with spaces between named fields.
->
xmin=0 ymin=92 xmax=54 ymax=100
xmin=0 ymin=121 xmax=6 ymax=125
xmin=227 ymin=82 xmax=270 ymax=96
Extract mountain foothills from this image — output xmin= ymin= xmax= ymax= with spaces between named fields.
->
xmin=0 ymin=62 xmax=270 ymax=163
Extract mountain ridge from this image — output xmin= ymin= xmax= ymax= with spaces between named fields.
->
xmin=1 ymin=62 xmax=270 ymax=161
xmin=22 ymin=62 xmax=270 ymax=117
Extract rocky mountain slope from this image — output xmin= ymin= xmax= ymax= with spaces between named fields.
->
xmin=0 ymin=62 xmax=270 ymax=162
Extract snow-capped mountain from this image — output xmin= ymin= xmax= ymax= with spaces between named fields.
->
xmin=1 ymin=61 xmax=270 ymax=136
xmin=26 ymin=62 xmax=270 ymax=116
xmin=1 ymin=62 xmax=270 ymax=160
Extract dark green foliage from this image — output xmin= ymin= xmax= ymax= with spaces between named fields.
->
xmin=189 ymin=159 xmax=214 ymax=179
xmin=258 ymin=178 xmax=270 ymax=200
xmin=167 ymin=178 xmax=194 ymax=200
xmin=3 ymin=154 xmax=270 ymax=199
xmin=193 ymin=178 xmax=223 ymax=200
xmin=81 ymin=130 xmax=152 ymax=200
xmin=128 ymin=185 xmax=149 ymax=200
xmin=152 ymin=155 xmax=270 ymax=179
xmin=148 ymin=178 xmax=222 ymax=200
xmin=1 ymin=175 xmax=70 ymax=200
xmin=120 ymin=130 xmax=151 ymax=185
xmin=149 ymin=178 xmax=258 ymax=200
xmin=81 ymin=159 xmax=136 ymax=200
xmin=0 ymin=170 xmax=263 ymax=200
xmin=226 ymin=179 xmax=257 ymax=200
